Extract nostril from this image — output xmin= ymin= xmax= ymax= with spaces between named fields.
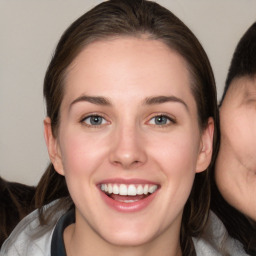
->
xmin=133 ymin=160 xmax=142 ymax=166
xmin=111 ymin=159 xmax=143 ymax=169
xmin=109 ymin=142 xmax=147 ymax=168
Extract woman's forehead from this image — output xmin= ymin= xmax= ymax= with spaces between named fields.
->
xmin=60 ymin=37 xmax=197 ymax=115
xmin=65 ymin=38 xmax=191 ymax=91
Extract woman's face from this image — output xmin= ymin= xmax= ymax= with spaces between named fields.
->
xmin=45 ymin=37 xmax=213 ymax=247
xmin=215 ymin=76 xmax=256 ymax=221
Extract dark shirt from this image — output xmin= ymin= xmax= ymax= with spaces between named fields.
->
xmin=51 ymin=209 xmax=75 ymax=256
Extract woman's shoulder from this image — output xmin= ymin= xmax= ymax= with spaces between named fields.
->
xmin=193 ymin=211 xmax=250 ymax=256
xmin=0 ymin=200 xmax=67 ymax=256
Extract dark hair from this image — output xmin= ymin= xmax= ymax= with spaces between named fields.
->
xmin=35 ymin=1 xmax=218 ymax=255
xmin=0 ymin=177 xmax=36 ymax=246
xmin=220 ymin=22 xmax=256 ymax=106
xmin=211 ymin=180 xmax=256 ymax=255
xmin=211 ymin=22 xmax=256 ymax=255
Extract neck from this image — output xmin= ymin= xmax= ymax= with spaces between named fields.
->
xmin=64 ymin=219 xmax=183 ymax=256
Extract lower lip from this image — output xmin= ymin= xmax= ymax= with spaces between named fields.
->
xmin=99 ymin=189 xmax=159 ymax=213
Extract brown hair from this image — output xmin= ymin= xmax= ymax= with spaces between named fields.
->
xmin=35 ymin=1 xmax=218 ymax=255
xmin=0 ymin=177 xmax=36 ymax=246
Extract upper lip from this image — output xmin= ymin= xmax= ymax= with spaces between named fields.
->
xmin=97 ymin=178 xmax=159 ymax=186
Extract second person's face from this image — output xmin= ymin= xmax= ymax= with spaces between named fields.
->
xmin=215 ymin=76 xmax=256 ymax=221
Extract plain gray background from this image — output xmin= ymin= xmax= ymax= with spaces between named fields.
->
xmin=1 ymin=0 xmax=256 ymax=185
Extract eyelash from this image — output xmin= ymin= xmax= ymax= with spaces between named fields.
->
xmin=80 ymin=113 xmax=176 ymax=128
xmin=80 ymin=114 xmax=109 ymax=128
xmin=147 ymin=114 xmax=176 ymax=127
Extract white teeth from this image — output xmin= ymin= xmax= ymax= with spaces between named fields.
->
xmin=127 ymin=184 xmax=137 ymax=195
xmin=119 ymin=184 xmax=127 ymax=195
xmin=122 ymin=199 xmax=139 ymax=203
xmin=137 ymin=185 xmax=144 ymax=195
xmin=113 ymin=184 xmax=119 ymax=194
xmin=143 ymin=184 xmax=149 ymax=195
xmin=108 ymin=184 xmax=112 ymax=194
xmin=100 ymin=183 xmax=158 ymax=196
xmin=149 ymin=185 xmax=157 ymax=194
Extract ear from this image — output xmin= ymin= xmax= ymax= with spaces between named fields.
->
xmin=44 ymin=117 xmax=65 ymax=176
xmin=195 ymin=117 xmax=214 ymax=173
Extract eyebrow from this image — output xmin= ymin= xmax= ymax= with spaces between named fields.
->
xmin=144 ymin=96 xmax=188 ymax=111
xmin=70 ymin=95 xmax=111 ymax=110
xmin=69 ymin=95 xmax=188 ymax=111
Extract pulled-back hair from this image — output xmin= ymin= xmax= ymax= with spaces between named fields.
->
xmin=212 ymin=22 xmax=256 ymax=255
xmin=35 ymin=1 xmax=218 ymax=255
xmin=0 ymin=177 xmax=35 ymax=246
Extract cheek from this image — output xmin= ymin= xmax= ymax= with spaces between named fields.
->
xmin=220 ymin=109 xmax=240 ymax=148
xmin=59 ymin=130 xmax=109 ymax=177
xmin=221 ymin=113 xmax=254 ymax=156
xmin=58 ymin=131 xmax=111 ymax=209
xmin=147 ymin=128 xmax=200 ymax=179
xmin=147 ymin=131 xmax=199 ymax=221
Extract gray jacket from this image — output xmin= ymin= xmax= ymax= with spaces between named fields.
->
xmin=1 ymin=202 xmax=249 ymax=256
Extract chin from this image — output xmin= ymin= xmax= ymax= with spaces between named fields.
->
xmin=104 ymin=232 xmax=154 ymax=247
xmin=98 ymin=222 xmax=157 ymax=247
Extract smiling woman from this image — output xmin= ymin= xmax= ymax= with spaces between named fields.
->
xmin=1 ymin=1 xmax=218 ymax=256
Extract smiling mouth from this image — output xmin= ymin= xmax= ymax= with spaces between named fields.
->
xmin=100 ymin=183 xmax=159 ymax=203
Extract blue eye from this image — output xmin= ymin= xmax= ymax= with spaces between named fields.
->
xmin=82 ymin=115 xmax=107 ymax=126
xmin=148 ymin=115 xmax=173 ymax=126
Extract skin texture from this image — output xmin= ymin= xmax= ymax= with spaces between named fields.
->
xmin=44 ymin=37 xmax=214 ymax=256
xmin=215 ymin=76 xmax=256 ymax=221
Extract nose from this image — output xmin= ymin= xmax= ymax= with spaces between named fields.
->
xmin=109 ymin=124 xmax=147 ymax=169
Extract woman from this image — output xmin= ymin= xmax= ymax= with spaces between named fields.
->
xmin=210 ymin=22 xmax=256 ymax=255
xmin=1 ymin=0 xmax=217 ymax=255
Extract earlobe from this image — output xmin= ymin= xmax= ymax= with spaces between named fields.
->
xmin=196 ymin=117 xmax=214 ymax=173
xmin=44 ymin=117 xmax=65 ymax=176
